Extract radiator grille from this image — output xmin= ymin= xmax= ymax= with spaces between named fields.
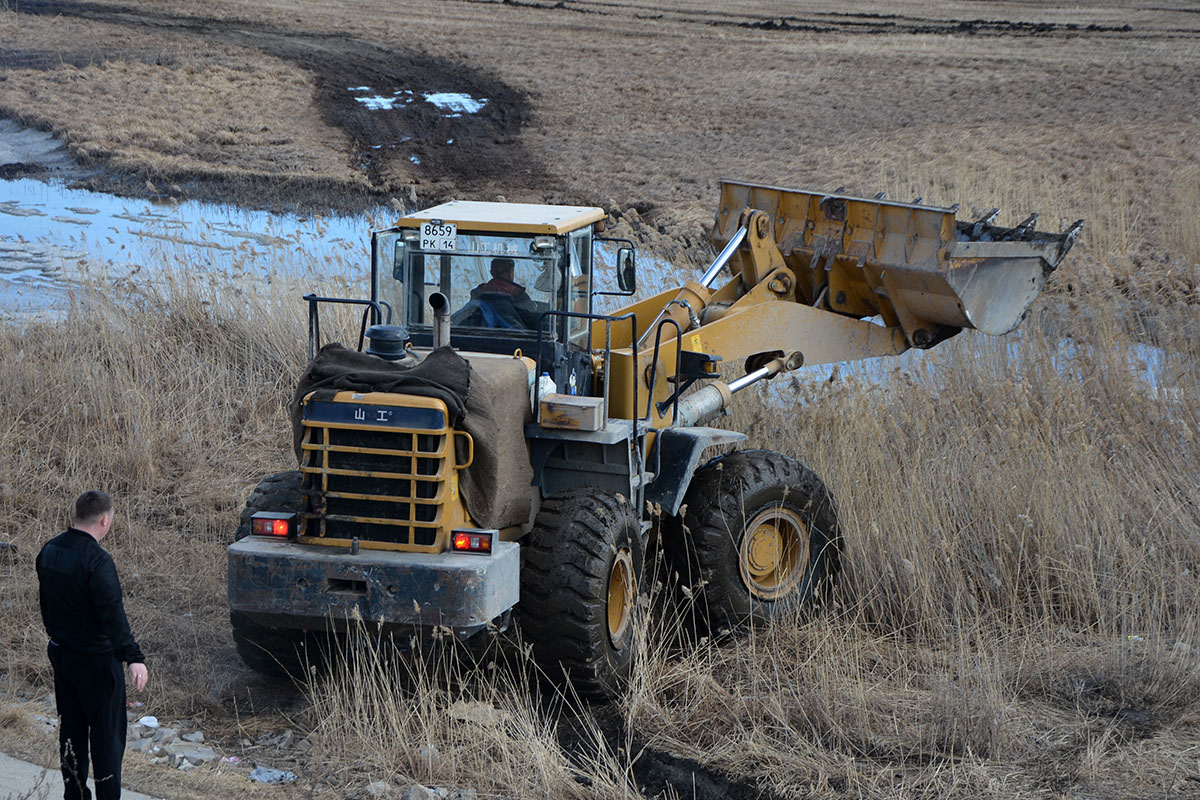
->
xmin=299 ymin=396 xmax=451 ymax=552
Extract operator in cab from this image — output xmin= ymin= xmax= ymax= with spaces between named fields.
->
xmin=455 ymin=257 xmax=542 ymax=329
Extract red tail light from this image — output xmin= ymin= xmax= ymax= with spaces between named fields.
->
xmin=251 ymin=512 xmax=297 ymax=538
xmin=451 ymin=529 xmax=495 ymax=554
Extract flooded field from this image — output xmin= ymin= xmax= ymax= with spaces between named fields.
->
xmin=2 ymin=171 xmax=1169 ymax=399
xmin=0 ymin=176 xmax=380 ymax=314
xmin=0 ymin=153 xmax=701 ymax=321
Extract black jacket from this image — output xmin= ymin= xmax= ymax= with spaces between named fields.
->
xmin=36 ymin=528 xmax=144 ymax=664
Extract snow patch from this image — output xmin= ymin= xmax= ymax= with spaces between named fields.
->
xmin=354 ymin=95 xmax=403 ymax=111
xmin=423 ymin=92 xmax=487 ymax=114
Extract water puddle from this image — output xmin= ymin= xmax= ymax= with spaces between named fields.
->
xmin=3 ymin=173 xmax=1174 ymax=398
xmin=349 ymin=87 xmax=413 ymax=111
xmin=423 ymin=92 xmax=488 ymax=116
xmin=0 ymin=177 xmax=380 ymax=314
xmin=1 ymin=176 xmax=667 ymax=318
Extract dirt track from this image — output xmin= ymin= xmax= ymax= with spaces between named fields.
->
xmin=3 ymin=0 xmax=1197 ymax=260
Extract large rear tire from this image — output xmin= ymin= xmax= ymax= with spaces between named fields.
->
xmin=670 ymin=450 xmax=840 ymax=634
xmin=234 ymin=470 xmax=302 ymax=542
xmin=520 ymin=490 xmax=644 ymax=700
xmin=230 ymin=611 xmax=314 ymax=679
xmin=231 ymin=471 xmax=309 ymax=677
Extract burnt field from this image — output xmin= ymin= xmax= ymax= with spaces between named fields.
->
xmin=1 ymin=1 xmax=1199 ymax=799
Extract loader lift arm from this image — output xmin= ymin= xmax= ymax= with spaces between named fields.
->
xmin=596 ymin=179 xmax=1083 ymax=431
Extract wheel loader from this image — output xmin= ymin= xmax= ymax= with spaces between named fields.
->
xmin=227 ymin=180 xmax=1083 ymax=697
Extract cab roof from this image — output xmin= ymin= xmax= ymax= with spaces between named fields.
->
xmin=396 ymin=200 xmax=606 ymax=235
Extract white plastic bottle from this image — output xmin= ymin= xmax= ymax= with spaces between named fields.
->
xmin=532 ymin=371 xmax=557 ymax=410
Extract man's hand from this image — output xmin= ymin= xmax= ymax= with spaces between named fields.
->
xmin=129 ymin=662 xmax=148 ymax=692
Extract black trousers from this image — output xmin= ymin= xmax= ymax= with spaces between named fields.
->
xmin=48 ymin=643 xmax=126 ymax=800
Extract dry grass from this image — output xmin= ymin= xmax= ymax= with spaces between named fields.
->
xmin=0 ymin=6 xmax=367 ymax=207
xmin=0 ymin=236 xmax=366 ymax=709
xmin=1 ymin=1 xmax=1198 ymax=797
xmin=0 ymin=235 xmax=1195 ymax=799
xmin=0 ymin=258 xmax=1185 ymax=799
xmin=304 ymin=628 xmax=643 ymax=799
xmin=619 ymin=284 xmax=1200 ymax=797
xmin=0 ymin=59 xmax=360 ymax=182
xmin=0 ymin=705 xmax=26 ymax=730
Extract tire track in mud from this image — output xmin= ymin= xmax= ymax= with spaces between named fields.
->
xmin=561 ymin=706 xmax=786 ymax=800
xmin=8 ymin=1 xmax=550 ymax=203
xmin=464 ymin=0 xmax=1199 ymax=40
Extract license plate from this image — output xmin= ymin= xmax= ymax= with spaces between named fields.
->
xmin=420 ymin=221 xmax=457 ymax=251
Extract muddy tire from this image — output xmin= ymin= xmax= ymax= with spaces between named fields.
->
xmin=520 ymin=490 xmax=644 ymax=700
xmin=231 ymin=471 xmax=311 ymax=677
xmin=230 ymin=611 xmax=315 ymax=679
xmin=671 ymin=450 xmax=840 ymax=634
xmin=234 ymin=471 xmax=302 ymax=542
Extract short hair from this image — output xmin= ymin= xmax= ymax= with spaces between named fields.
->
xmin=491 ymin=257 xmax=515 ymax=279
xmin=74 ymin=491 xmax=113 ymax=525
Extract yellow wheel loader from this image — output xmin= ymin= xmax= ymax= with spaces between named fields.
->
xmin=227 ymin=180 xmax=1082 ymax=697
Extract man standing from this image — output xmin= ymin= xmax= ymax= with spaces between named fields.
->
xmin=36 ymin=491 xmax=148 ymax=800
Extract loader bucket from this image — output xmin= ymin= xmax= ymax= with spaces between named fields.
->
xmin=713 ymin=180 xmax=1083 ymax=346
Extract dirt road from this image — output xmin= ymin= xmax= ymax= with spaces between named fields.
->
xmin=0 ymin=751 xmax=159 ymax=800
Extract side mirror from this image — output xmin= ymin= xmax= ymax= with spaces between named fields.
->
xmin=372 ymin=229 xmax=405 ymax=283
xmin=392 ymin=238 xmax=406 ymax=281
xmin=617 ymin=247 xmax=636 ymax=293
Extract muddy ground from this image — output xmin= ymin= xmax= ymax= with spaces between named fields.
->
xmin=3 ymin=0 xmax=1197 ymax=264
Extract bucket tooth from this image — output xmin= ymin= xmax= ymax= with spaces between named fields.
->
xmin=1055 ymin=220 xmax=1086 ymax=262
xmin=970 ymin=208 xmax=1000 ymax=240
xmin=1014 ymin=213 xmax=1040 ymax=238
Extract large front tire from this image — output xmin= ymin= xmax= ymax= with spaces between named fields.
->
xmin=671 ymin=450 xmax=840 ymax=634
xmin=520 ymin=490 xmax=644 ymax=700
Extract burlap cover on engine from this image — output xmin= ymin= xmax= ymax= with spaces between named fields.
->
xmin=291 ymin=343 xmax=534 ymax=531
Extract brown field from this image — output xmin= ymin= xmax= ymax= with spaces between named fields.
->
xmin=1 ymin=1 xmax=1198 ymax=798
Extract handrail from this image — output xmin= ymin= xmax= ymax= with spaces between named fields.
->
xmin=645 ymin=317 xmax=683 ymax=423
xmin=533 ymin=309 xmax=638 ymax=430
xmin=303 ymin=294 xmax=392 ymax=361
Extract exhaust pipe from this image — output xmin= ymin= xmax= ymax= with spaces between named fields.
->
xmin=429 ymin=292 xmax=451 ymax=350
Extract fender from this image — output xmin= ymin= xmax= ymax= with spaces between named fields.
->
xmin=645 ymin=426 xmax=747 ymax=516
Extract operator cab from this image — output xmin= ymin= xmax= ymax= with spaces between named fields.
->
xmin=373 ymin=201 xmax=622 ymax=356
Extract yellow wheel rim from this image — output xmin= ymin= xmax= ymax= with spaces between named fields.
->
xmin=607 ymin=548 xmax=635 ymax=645
xmin=738 ymin=506 xmax=809 ymax=600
